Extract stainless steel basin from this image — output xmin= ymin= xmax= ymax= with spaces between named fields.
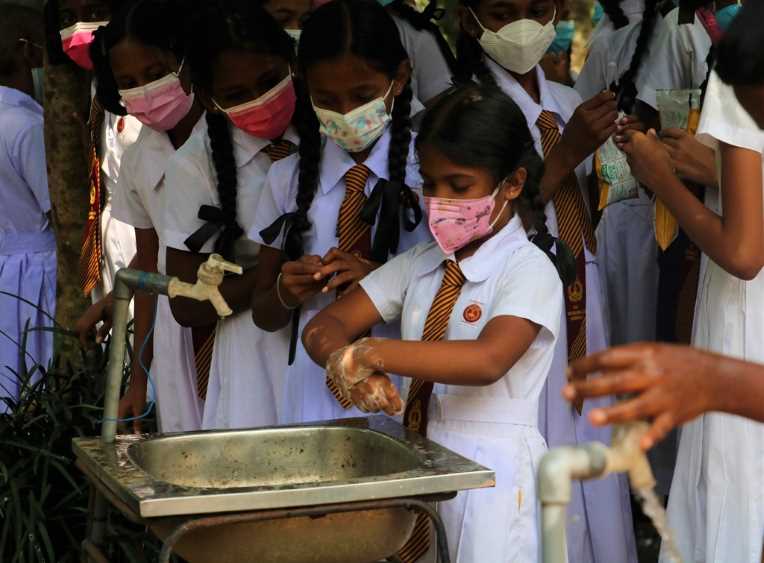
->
xmin=128 ymin=425 xmax=421 ymax=489
xmin=73 ymin=416 xmax=495 ymax=563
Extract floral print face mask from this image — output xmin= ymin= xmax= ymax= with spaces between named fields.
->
xmin=312 ymin=82 xmax=395 ymax=153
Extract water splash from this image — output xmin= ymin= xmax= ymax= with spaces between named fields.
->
xmin=635 ymin=487 xmax=682 ymax=563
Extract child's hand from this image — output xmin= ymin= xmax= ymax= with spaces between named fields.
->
xmin=659 ymin=128 xmax=717 ymax=187
xmin=75 ymin=293 xmax=114 ymax=347
xmin=620 ymin=129 xmax=676 ymax=194
xmin=118 ymin=376 xmax=147 ymax=434
xmin=279 ymin=255 xmax=326 ymax=306
xmin=314 ymin=248 xmax=379 ymax=297
xmin=326 ymin=338 xmax=385 ymax=401
xmin=351 ymin=374 xmax=403 ymax=416
xmin=563 ymin=343 xmax=718 ymax=450
xmin=614 ymin=114 xmax=645 ymax=138
xmin=560 ymin=90 xmax=618 ymax=168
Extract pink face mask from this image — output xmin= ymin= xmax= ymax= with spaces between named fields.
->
xmin=214 ymin=74 xmax=296 ymax=139
xmin=425 ymin=186 xmax=509 ymax=255
xmin=60 ymin=21 xmax=107 ymax=70
xmin=118 ymin=63 xmax=194 ymax=131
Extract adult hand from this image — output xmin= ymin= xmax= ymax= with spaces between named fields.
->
xmin=315 ymin=248 xmax=379 ymax=297
xmin=279 ymin=255 xmax=325 ymax=307
xmin=351 ymin=374 xmax=403 ymax=416
xmin=563 ymin=343 xmax=718 ymax=450
xmin=660 ymin=128 xmax=717 ymax=187
xmin=559 ymin=90 xmax=618 ymax=169
xmin=75 ymin=293 xmax=114 ymax=347
xmin=619 ymin=129 xmax=676 ymax=195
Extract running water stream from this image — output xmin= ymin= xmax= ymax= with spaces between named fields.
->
xmin=635 ymin=486 xmax=682 ymax=563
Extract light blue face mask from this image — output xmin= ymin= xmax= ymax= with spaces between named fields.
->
xmin=376 ymin=0 xmax=396 ymax=5
xmin=548 ymin=20 xmax=575 ymax=54
xmin=31 ymin=67 xmax=44 ymax=104
xmin=592 ymin=1 xmax=605 ymax=26
xmin=715 ymin=2 xmax=741 ymax=32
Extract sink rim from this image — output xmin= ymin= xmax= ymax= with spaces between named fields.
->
xmin=73 ymin=416 xmax=495 ymax=519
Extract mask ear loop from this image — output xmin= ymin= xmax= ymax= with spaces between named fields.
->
xmin=488 ymin=180 xmax=511 ymax=231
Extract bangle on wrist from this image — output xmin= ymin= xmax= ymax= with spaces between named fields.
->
xmin=276 ymin=273 xmax=299 ymax=311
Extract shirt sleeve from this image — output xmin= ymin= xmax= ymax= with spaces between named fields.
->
xmin=111 ymin=146 xmax=154 ymax=230
xmin=697 ymin=71 xmax=764 ymax=154
xmin=247 ymin=157 xmax=297 ymax=249
xmin=14 ymin=121 xmax=50 ymax=214
xmin=162 ymin=148 xmax=218 ymax=253
xmin=575 ymin=36 xmax=608 ymax=101
xmin=490 ymin=249 xmax=563 ymax=340
xmin=410 ymin=29 xmax=453 ymax=103
xmin=359 ymin=246 xmax=418 ymax=323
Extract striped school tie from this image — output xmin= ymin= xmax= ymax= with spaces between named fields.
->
xmin=537 ymin=110 xmax=596 ymax=376
xmin=79 ymin=101 xmax=105 ymax=296
xmin=398 ymin=259 xmax=466 ymax=563
xmin=193 ymin=139 xmax=297 ymax=400
xmin=326 ymin=164 xmax=373 ymax=409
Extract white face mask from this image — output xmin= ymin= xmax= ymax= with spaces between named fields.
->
xmin=31 ymin=67 xmax=44 ymax=104
xmin=469 ymin=7 xmax=557 ymax=75
xmin=285 ymin=28 xmax=302 ymax=43
xmin=312 ymin=81 xmax=395 ymax=153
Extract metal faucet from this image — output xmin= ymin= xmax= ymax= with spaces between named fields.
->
xmin=537 ymin=422 xmax=656 ymax=563
xmin=100 ymin=254 xmax=242 ymax=444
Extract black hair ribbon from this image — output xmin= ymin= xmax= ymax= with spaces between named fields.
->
xmin=360 ymin=180 xmax=423 ymax=263
xmin=259 ymin=212 xmax=298 ymax=248
xmin=184 ymin=205 xmax=226 ymax=253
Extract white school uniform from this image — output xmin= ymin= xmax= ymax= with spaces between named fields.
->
xmin=487 ymin=59 xmax=638 ymax=563
xmin=0 ymin=86 xmax=56 ymax=410
xmin=93 ymin=110 xmax=140 ymax=303
xmin=588 ymin=0 xmax=645 ymax=46
xmin=392 ymin=14 xmax=453 ymax=104
xmin=248 ymin=127 xmax=430 ymax=425
xmin=577 ymin=17 xmax=677 ymax=494
xmin=111 ymin=118 xmax=207 ymax=433
xmin=660 ymin=71 xmax=764 ymax=563
xmin=360 ymin=214 xmax=562 ymax=562
xmin=636 ymin=7 xmax=712 ymax=110
xmin=163 ymin=125 xmax=298 ymax=430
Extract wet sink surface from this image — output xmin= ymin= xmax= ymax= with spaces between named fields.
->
xmin=128 ymin=426 xmax=421 ymax=489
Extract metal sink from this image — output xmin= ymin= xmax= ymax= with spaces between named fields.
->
xmin=73 ymin=417 xmax=494 ymax=563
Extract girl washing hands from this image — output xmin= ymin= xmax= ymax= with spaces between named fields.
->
xmin=303 ymin=83 xmax=567 ymax=562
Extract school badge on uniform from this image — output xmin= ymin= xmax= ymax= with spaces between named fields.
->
xmin=463 ymin=303 xmax=482 ymax=323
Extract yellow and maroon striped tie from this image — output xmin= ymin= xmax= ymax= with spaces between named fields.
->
xmin=327 ymin=164 xmax=373 ymax=408
xmin=537 ymin=110 xmax=595 ymax=370
xmin=79 ymin=101 xmax=105 ymax=296
xmin=398 ymin=259 xmax=466 ymax=563
xmin=193 ymin=140 xmax=297 ymax=400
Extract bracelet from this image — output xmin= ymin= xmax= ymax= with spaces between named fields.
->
xmin=276 ymin=273 xmax=299 ymax=311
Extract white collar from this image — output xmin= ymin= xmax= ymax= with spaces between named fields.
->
xmin=319 ymin=126 xmax=394 ymax=195
xmin=232 ymin=124 xmax=300 ymax=169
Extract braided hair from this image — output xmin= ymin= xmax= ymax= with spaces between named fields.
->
xmin=186 ymin=0 xmax=295 ymax=260
xmin=600 ymin=0 xmax=629 ymax=29
xmin=287 ymin=0 xmax=415 ymax=261
xmin=387 ymin=0 xmax=458 ymax=75
xmin=455 ymin=0 xmax=498 ymax=86
xmin=90 ymin=0 xmax=187 ymax=116
xmin=416 ymin=83 xmax=576 ymax=284
xmin=615 ymin=0 xmax=659 ymax=113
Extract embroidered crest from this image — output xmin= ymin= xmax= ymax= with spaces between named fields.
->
xmin=463 ymin=303 xmax=482 ymax=323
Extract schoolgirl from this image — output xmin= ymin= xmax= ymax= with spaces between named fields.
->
xmin=162 ymin=0 xmax=297 ymax=430
xmin=89 ymin=0 xmax=205 ymax=432
xmin=380 ymin=0 xmax=457 ymax=105
xmin=590 ymin=0 xmax=646 ymax=44
xmin=249 ymin=0 xmax=430 ymax=425
xmin=622 ymin=67 xmax=764 ymax=563
xmin=49 ymin=0 xmax=140 ymax=305
xmin=454 ymin=1 xmax=638 ymax=562
xmin=303 ymin=84 xmax=566 ymax=563
xmin=258 ymin=0 xmax=313 ymax=40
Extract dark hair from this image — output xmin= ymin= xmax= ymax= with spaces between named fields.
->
xmin=454 ymin=0 xmax=498 ymax=86
xmin=90 ymin=0 xmax=187 ymax=115
xmin=416 ymin=83 xmax=575 ymax=283
xmin=0 ymin=4 xmax=43 ymax=76
xmin=716 ymin=1 xmax=764 ymax=87
xmin=600 ymin=0 xmax=629 ymax=29
xmin=186 ymin=0 xmax=296 ymax=260
xmin=614 ymin=0 xmax=659 ymax=113
xmin=387 ymin=0 xmax=458 ymax=76
xmin=44 ymin=0 xmax=122 ymax=66
xmin=287 ymin=0 xmax=414 ymax=262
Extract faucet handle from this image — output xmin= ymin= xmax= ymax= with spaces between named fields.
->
xmin=206 ymin=254 xmax=244 ymax=276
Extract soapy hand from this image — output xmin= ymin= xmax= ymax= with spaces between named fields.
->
xmin=351 ymin=374 xmax=403 ymax=416
xmin=326 ymin=338 xmax=386 ymax=403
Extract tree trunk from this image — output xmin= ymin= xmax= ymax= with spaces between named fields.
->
xmin=42 ymin=52 xmax=91 ymax=359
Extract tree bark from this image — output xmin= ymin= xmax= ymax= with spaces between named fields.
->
xmin=42 ymin=52 xmax=91 ymax=359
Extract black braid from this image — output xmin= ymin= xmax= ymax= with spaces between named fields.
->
xmin=205 ymin=112 xmax=242 ymax=261
xmin=600 ymin=0 xmax=629 ymax=29
xmin=388 ymin=0 xmax=458 ymax=75
xmin=91 ymin=26 xmax=126 ymax=115
xmin=284 ymin=79 xmax=321 ymax=261
xmin=616 ymin=0 xmax=659 ymax=113
xmin=455 ymin=27 xmax=497 ymax=87
xmin=700 ymin=44 xmax=716 ymax=107
xmin=388 ymin=82 xmax=413 ymax=186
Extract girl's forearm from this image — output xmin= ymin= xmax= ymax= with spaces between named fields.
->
xmin=709 ymin=354 xmax=764 ymax=423
xmin=252 ymin=282 xmax=293 ymax=331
